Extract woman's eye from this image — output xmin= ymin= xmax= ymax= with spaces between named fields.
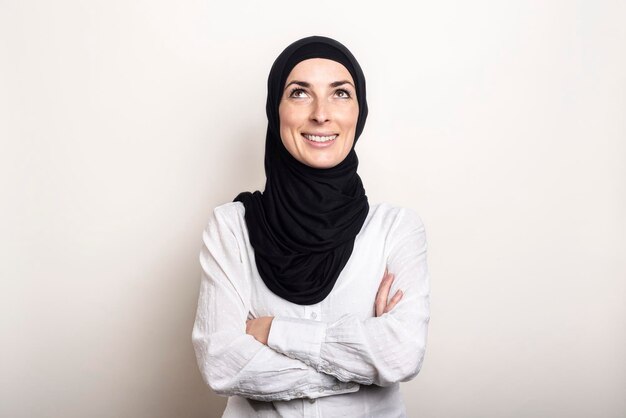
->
xmin=335 ymin=89 xmax=351 ymax=98
xmin=289 ymin=88 xmax=307 ymax=98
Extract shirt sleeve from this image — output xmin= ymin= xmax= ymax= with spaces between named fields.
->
xmin=191 ymin=206 xmax=361 ymax=402
xmin=266 ymin=207 xmax=431 ymax=387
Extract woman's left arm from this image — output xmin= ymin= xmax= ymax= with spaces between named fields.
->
xmin=265 ymin=208 xmax=431 ymax=387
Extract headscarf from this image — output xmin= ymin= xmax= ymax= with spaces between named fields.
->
xmin=233 ymin=35 xmax=369 ymax=305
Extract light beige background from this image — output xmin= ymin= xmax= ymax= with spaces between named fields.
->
xmin=1 ymin=0 xmax=624 ymax=417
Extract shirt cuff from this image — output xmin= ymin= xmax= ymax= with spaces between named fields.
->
xmin=267 ymin=316 xmax=326 ymax=363
xmin=307 ymin=377 xmax=360 ymax=399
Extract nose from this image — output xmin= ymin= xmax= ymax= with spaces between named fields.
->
xmin=310 ymin=99 xmax=330 ymax=123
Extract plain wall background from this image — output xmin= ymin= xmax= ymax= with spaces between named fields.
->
xmin=1 ymin=0 xmax=624 ymax=417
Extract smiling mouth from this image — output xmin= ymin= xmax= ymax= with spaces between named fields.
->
xmin=302 ymin=133 xmax=338 ymax=143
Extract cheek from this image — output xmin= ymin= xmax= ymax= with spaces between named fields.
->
xmin=341 ymin=105 xmax=359 ymax=130
xmin=279 ymin=105 xmax=303 ymax=132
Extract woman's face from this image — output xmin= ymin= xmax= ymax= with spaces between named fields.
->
xmin=279 ymin=58 xmax=359 ymax=169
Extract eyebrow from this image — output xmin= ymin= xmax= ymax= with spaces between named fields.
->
xmin=283 ymin=80 xmax=355 ymax=91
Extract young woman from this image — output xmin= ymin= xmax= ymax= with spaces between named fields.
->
xmin=192 ymin=35 xmax=431 ymax=417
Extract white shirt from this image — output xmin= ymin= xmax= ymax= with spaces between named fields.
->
xmin=192 ymin=201 xmax=431 ymax=418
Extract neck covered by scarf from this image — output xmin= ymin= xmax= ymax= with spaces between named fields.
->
xmin=233 ymin=35 xmax=369 ymax=305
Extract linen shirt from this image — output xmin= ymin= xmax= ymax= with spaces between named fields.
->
xmin=192 ymin=201 xmax=431 ymax=418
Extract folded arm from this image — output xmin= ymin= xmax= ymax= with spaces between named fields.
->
xmin=192 ymin=207 xmax=360 ymax=401
xmin=267 ymin=208 xmax=431 ymax=387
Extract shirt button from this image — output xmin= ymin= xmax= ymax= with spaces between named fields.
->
xmin=310 ymin=312 xmax=317 ymax=319
xmin=318 ymin=387 xmax=325 ymax=392
xmin=296 ymin=391 xmax=303 ymax=397
xmin=332 ymin=384 xmax=340 ymax=391
xmin=308 ymin=398 xmax=316 ymax=403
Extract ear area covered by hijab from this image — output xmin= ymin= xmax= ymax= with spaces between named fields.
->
xmin=233 ymin=35 xmax=369 ymax=305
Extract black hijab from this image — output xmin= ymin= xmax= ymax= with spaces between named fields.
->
xmin=233 ymin=35 xmax=369 ymax=305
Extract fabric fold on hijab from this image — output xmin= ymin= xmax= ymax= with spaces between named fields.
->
xmin=233 ymin=35 xmax=369 ymax=305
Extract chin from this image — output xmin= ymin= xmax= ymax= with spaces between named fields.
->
xmin=307 ymin=162 xmax=335 ymax=169
xmin=303 ymin=157 xmax=342 ymax=169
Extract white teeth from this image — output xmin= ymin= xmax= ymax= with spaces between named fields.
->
xmin=303 ymin=134 xmax=337 ymax=142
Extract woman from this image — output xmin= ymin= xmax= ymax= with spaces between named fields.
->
xmin=192 ymin=35 xmax=430 ymax=417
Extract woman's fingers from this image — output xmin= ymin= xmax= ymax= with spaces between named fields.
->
xmin=376 ymin=271 xmax=400 ymax=317
xmin=384 ymin=289 xmax=403 ymax=314
xmin=375 ymin=269 xmax=388 ymax=297
xmin=375 ymin=272 xmax=392 ymax=316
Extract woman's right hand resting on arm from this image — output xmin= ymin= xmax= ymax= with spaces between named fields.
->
xmin=375 ymin=267 xmax=403 ymax=317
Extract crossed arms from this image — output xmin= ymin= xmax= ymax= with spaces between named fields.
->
xmin=191 ymin=206 xmax=430 ymax=401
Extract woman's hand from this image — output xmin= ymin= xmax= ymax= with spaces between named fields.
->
xmin=375 ymin=267 xmax=403 ymax=317
xmin=246 ymin=316 xmax=274 ymax=345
